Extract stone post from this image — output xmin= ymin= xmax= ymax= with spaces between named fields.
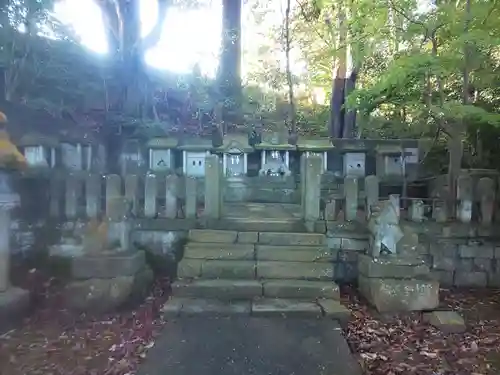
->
xmin=105 ymin=174 xmax=121 ymax=217
xmin=144 ymin=173 xmax=157 ymax=218
xmin=165 ymin=174 xmax=178 ymax=219
xmin=49 ymin=176 xmax=62 ymax=217
xmin=300 ymin=154 xmax=307 ymax=209
xmin=365 ymin=175 xmax=379 ymax=220
xmin=456 ymin=174 xmax=473 ymax=223
xmin=409 ymin=199 xmax=425 ymax=222
xmin=477 ymin=177 xmax=495 ymax=225
xmin=344 ymin=176 xmax=359 ymax=221
xmin=0 ymin=207 xmax=10 ymax=291
xmin=85 ymin=174 xmax=101 ymax=218
xmin=204 ymin=155 xmax=222 ymax=219
xmin=65 ymin=174 xmax=79 ymax=219
xmin=185 ymin=176 xmax=197 ymax=219
xmin=389 ymin=194 xmax=400 ymax=220
xmin=303 ymin=155 xmax=322 ymax=227
xmin=124 ymin=174 xmax=139 ymax=216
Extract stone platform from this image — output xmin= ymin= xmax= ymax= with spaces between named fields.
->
xmin=0 ymin=287 xmax=30 ymax=332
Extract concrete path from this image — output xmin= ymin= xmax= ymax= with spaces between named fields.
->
xmin=138 ymin=316 xmax=362 ymax=375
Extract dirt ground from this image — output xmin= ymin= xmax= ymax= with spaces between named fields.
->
xmin=1 ymin=270 xmax=500 ymax=375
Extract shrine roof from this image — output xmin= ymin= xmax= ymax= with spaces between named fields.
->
xmin=213 ymin=134 xmax=253 ymax=153
xmin=177 ymin=137 xmax=213 ymax=151
xmin=296 ymin=137 xmax=333 ymax=151
xmin=147 ymin=137 xmax=179 ymax=149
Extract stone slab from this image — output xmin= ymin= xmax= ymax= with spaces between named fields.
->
xmin=258 ymin=232 xmax=325 ymax=246
xmin=262 ymin=280 xmax=339 ymax=299
xmin=358 ymin=254 xmax=430 ymax=279
xmin=161 ymin=296 xmax=184 ymax=317
xmin=137 ymin=317 xmax=362 ymax=375
xmin=201 ymin=260 xmax=256 ymax=279
xmin=184 ymin=243 xmax=255 ymax=260
xmin=257 ymin=261 xmax=334 ymax=281
xmin=237 ymin=232 xmax=259 ymax=243
xmin=173 ymin=279 xmax=263 ymax=299
xmin=454 ymin=271 xmax=487 ymax=287
xmin=256 ymin=245 xmax=334 ymax=262
xmin=180 ymin=298 xmax=251 ymax=316
xmin=458 ymin=244 xmax=494 ymax=258
xmin=251 ymin=298 xmax=322 ymax=318
xmin=341 ymin=238 xmax=369 ymax=251
xmin=358 ymin=276 xmax=439 ymax=312
xmin=189 ymin=229 xmax=238 ymax=243
xmin=0 ymin=287 xmax=30 ymax=333
xmin=71 ymin=250 xmax=146 ymax=279
xmin=316 ymin=299 xmax=351 ymax=322
xmin=177 ymin=259 xmax=203 ymax=278
xmin=423 ymin=311 xmax=466 ymax=333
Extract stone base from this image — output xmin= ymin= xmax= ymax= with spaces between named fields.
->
xmin=358 ymin=275 xmax=439 ymax=312
xmin=0 ymin=287 xmax=30 ymax=332
xmin=62 ymin=267 xmax=153 ymax=313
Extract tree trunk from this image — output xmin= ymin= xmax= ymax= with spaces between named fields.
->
xmin=328 ymin=7 xmax=346 ymax=139
xmin=219 ymin=0 xmax=242 ymax=126
xmin=284 ymin=0 xmax=296 ymax=138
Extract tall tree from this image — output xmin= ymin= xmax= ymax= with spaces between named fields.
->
xmin=96 ymin=0 xmax=170 ymax=117
xmin=218 ymin=0 xmax=242 ymax=126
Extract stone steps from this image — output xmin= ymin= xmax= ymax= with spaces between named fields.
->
xmin=188 ymin=229 xmax=326 ymax=246
xmin=173 ymin=229 xmax=348 ymax=317
xmin=162 ymin=297 xmax=350 ymax=320
xmin=172 ymin=279 xmax=340 ymax=300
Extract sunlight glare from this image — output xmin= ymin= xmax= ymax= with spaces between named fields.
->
xmin=53 ymin=0 xmax=221 ymax=77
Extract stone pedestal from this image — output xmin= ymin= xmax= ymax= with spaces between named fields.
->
xmin=0 ymin=206 xmax=30 ymax=332
xmin=63 ymin=250 xmax=153 ymax=313
xmin=357 ymin=254 xmax=439 ymax=312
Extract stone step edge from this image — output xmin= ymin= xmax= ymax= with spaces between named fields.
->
xmin=172 ymin=279 xmax=340 ymax=299
xmin=161 ymin=297 xmax=350 ymax=321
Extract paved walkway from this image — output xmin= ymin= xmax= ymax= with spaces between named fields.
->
xmin=138 ymin=316 xmax=362 ymax=375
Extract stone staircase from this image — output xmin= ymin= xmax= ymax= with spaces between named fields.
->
xmin=164 ymin=229 xmax=350 ymax=319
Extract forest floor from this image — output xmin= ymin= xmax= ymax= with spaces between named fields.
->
xmin=1 ymin=269 xmax=500 ymax=375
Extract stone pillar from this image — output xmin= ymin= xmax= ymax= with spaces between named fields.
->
xmin=204 ymin=155 xmax=222 ymax=219
xmin=365 ymin=175 xmax=379 ymax=220
xmin=144 ymin=173 xmax=157 ymax=218
xmin=456 ymin=174 xmax=473 ymax=223
xmin=344 ymin=176 xmax=359 ymax=221
xmin=105 ymin=174 xmax=121 ymax=217
xmin=65 ymin=174 xmax=79 ymax=218
xmin=165 ymin=174 xmax=178 ymax=219
xmin=49 ymin=176 xmax=61 ymax=217
xmin=185 ymin=176 xmax=197 ymax=219
xmin=303 ymin=155 xmax=322 ymax=225
xmin=477 ymin=177 xmax=495 ymax=225
xmin=409 ymin=199 xmax=425 ymax=222
xmin=300 ymin=154 xmax=307 ymax=210
xmin=0 ymin=207 xmax=10 ymax=291
xmin=85 ymin=174 xmax=101 ymax=218
xmin=124 ymin=174 xmax=139 ymax=216
xmin=389 ymin=194 xmax=400 ymax=220
xmin=324 ymin=200 xmax=337 ymax=221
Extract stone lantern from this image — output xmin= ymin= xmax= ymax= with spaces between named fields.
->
xmin=0 ymin=114 xmax=29 ymax=329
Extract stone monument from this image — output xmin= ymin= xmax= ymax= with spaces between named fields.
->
xmin=0 ymin=114 xmax=30 ymax=330
xmin=62 ymin=201 xmax=153 ymax=313
xmin=359 ymin=195 xmax=439 ymax=312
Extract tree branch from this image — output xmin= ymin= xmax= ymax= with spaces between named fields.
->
xmin=142 ymin=0 xmax=171 ymax=51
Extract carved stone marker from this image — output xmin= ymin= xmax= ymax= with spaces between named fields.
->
xmin=456 ymin=174 xmax=473 ymax=224
xmin=477 ymin=177 xmax=495 ymax=225
xmin=360 ymin=196 xmax=439 ymax=312
xmin=409 ymin=199 xmax=425 ymax=222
